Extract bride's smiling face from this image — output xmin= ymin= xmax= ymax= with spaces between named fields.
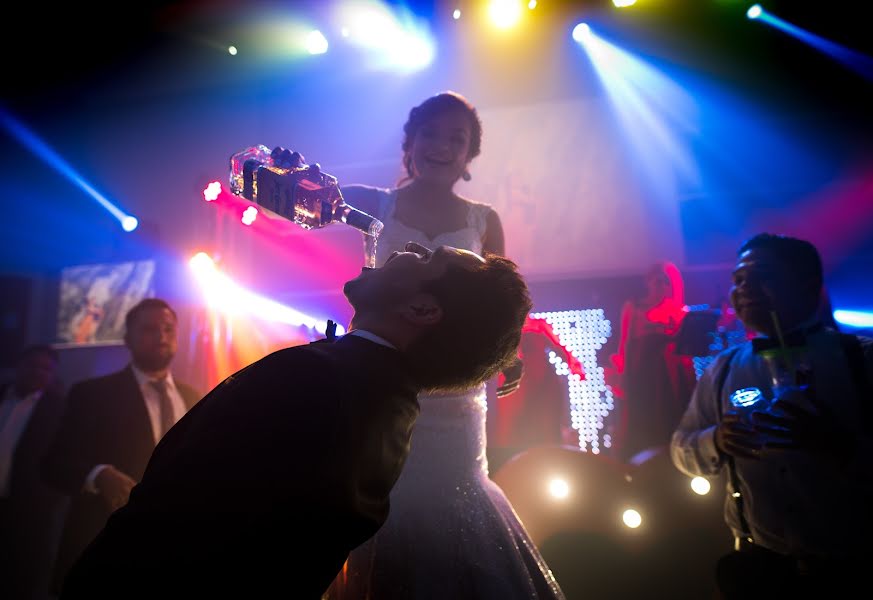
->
xmin=409 ymin=110 xmax=473 ymax=186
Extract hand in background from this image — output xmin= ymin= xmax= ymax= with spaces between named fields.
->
xmin=270 ymin=146 xmax=305 ymax=169
xmin=714 ymin=408 xmax=767 ymax=460
xmin=95 ymin=465 xmax=137 ymax=512
xmin=752 ymin=388 xmax=850 ymax=460
xmin=496 ymin=357 xmax=524 ymax=398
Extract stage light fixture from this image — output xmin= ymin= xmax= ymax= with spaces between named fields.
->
xmin=453 ymin=9 xmax=461 ymax=20
xmin=747 ymin=4 xmax=763 ymax=19
xmin=228 ymin=46 xmax=238 ymax=56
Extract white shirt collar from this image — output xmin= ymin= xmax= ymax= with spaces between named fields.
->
xmin=130 ymin=363 xmax=176 ymax=390
xmin=346 ymin=330 xmax=396 ymax=349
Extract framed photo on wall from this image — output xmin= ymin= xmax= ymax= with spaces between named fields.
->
xmin=56 ymin=260 xmax=156 ymax=346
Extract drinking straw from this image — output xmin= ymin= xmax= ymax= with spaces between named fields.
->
xmin=769 ymin=310 xmax=794 ymax=377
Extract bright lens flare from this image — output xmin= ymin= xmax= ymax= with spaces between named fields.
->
xmin=690 ymin=477 xmax=711 ymax=496
xmin=622 ymin=508 xmax=642 ymax=529
xmin=548 ymin=478 xmax=570 ymax=499
xmin=306 ymin=30 xmax=329 ymax=55
xmin=572 ymin=23 xmax=591 ymax=42
xmin=488 ymin=0 xmax=522 ymax=30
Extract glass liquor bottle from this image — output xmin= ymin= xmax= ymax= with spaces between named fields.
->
xmin=229 ymin=145 xmax=383 ymax=267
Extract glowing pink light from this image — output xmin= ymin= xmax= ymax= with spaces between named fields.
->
xmin=188 ymin=252 xmax=342 ymax=335
xmin=203 ymin=181 xmax=222 ymax=202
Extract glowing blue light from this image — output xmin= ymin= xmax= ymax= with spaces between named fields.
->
xmin=335 ymin=1 xmax=435 ymax=71
xmin=834 ymin=309 xmax=873 ymax=329
xmin=572 ymin=24 xmax=698 ymax=198
xmin=746 ymin=4 xmax=873 ymax=79
xmin=0 ymin=109 xmax=140 ymax=232
xmin=121 ymin=216 xmax=139 ymax=232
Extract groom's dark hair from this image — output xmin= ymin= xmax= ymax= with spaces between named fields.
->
xmin=404 ymin=254 xmax=531 ymax=393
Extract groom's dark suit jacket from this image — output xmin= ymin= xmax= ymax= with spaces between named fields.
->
xmin=61 ymin=335 xmax=420 ymax=599
xmin=42 ymin=366 xmax=201 ymax=592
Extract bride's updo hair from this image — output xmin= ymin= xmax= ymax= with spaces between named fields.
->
xmin=401 ymin=91 xmax=483 ymax=181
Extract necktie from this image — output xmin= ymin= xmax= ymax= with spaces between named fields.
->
xmin=148 ymin=378 xmax=175 ymax=438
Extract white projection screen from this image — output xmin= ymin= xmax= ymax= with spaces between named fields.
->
xmin=457 ymin=97 xmax=686 ymax=280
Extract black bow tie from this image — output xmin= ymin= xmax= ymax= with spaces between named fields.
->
xmin=751 ymin=322 xmax=823 ymax=354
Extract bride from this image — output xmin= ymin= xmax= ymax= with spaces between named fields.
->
xmin=326 ymin=91 xmax=565 ymax=599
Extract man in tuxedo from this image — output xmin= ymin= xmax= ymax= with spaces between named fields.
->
xmin=0 ymin=344 xmax=66 ymax=599
xmin=60 ymin=242 xmax=532 ymax=599
xmin=42 ymin=298 xmax=201 ymax=593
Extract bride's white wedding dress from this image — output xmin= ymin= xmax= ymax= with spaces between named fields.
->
xmin=326 ymin=188 xmax=565 ymax=599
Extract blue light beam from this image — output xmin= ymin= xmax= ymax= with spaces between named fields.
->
xmin=0 ymin=108 xmax=139 ymax=231
xmin=573 ymin=25 xmax=699 ymax=197
xmin=748 ymin=5 xmax=873 ymax=80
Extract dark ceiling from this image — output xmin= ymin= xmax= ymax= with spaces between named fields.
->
xmin=3 ymin=0 xmax=872 ymax=129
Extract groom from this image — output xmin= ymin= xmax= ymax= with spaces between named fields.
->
xmin=60 ymin=242 xmax=532 ymax=599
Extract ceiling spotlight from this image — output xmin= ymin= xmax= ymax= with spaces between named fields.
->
xmin=572 ymin=23 xmax=591 ymax=43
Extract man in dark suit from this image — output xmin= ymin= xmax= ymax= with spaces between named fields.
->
xmin=42 ymin=298 xmax=201 ymax=593
xmin=0 ymin=344 xmax=66 ymax=600
xmin=60 ymin=242 xmax=532 ymax=599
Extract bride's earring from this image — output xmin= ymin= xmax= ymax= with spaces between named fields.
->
xmin=461 ymin=170 xmax=472 ymax=182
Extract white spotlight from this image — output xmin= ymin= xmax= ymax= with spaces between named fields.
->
xmin=747 ymin=4 xmax=763 ymax=19
xmin=572 ymin=23 xmax=591 ymax=43
xmin=453 ymin=9 xmax=461 ymax=20
xmin=228 ymin=45 xmax=238 ymax=56
xmin=306 ymin=30 xmax=329 ymax=55
xmin=488 ymin=0 xmax=523 ymax=30
xmin=622 ymin=508 xmax=642 ymax=529
xmin=690 ymin=477 xmax=711 ymax=496
xmin=203 ymin=181 xmax=222 ymax=202
xmin=548 ymin=478 xmax=570 ymax=499
xmin=241 ymin=206 xmax=258 ymax=226
xmin=121 ymin=216 xmax=138 ymax=232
